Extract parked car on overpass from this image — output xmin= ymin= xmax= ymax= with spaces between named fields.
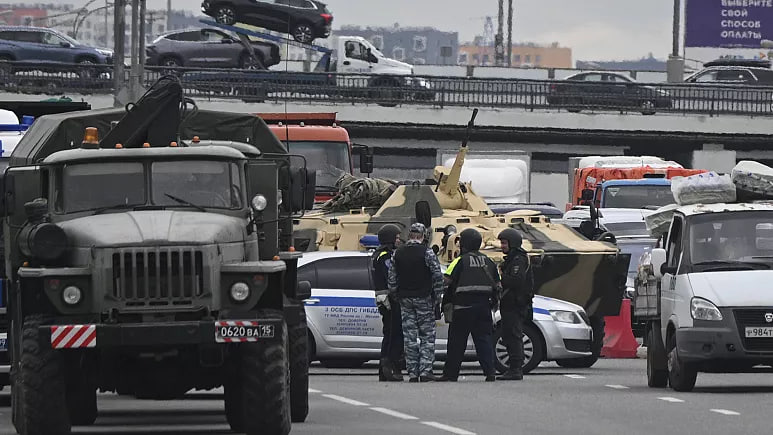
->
xmin=146 ymin=27 xmax=280 ymax=69
xmin=201 ymin=0 xmax=333 ymax=43
xmin=299 ymin=251 xmax=594 ymax=373
xmin=547 ymin=71 xmax=672 ymax=115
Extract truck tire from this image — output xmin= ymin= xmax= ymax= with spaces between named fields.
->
xmin=667 ymin=332 xmax=696 ymax=392
xmin=225 ymin=309 xmax=291 ymax=435
xmin=647 ymin=327 xmax=668 ymax=388
xmin=289 ymin=318 xmax=309 ymax=423
xmin=19 ymin=315 xmax=70 ymax=435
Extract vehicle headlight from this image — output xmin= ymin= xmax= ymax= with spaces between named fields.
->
xmin=230 ymin=282 xmax=251 ymax=303
xmin=657 ymin=89 xmax=670 ymax=97
xmin=691 ymin=297 xmax=722 ymax=321
xmin=251 ymin=194 xmax=268 ymax=211
xmin=62 ymin=286 xmax=82 ymax=305
xmin=96 ymin=48 xmax=113 ymax=57
xmin=550 ymin=310 xmax=581 ymax=324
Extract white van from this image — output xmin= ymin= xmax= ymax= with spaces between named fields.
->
xmin=636 ymin=202 xmax=773 ymax=391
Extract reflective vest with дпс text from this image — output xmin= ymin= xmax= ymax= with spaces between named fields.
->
xmin=447 ymin=252 xmax=497 ymax=304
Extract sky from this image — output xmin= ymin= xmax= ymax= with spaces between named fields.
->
xmin=48 ymin=0 xmax=676 ymax=61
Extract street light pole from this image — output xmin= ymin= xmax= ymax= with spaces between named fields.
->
xmin=666 ymin=0 xmax=684 ymax=82
xmin=506 ymin=0 xmax=513 ymax=67
xmin=113 ymin=0 xmax=126 ymax=107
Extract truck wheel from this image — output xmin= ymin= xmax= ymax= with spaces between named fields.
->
xmin=19 ymin=315 xmax=70 ymax=435
xmin=667 ymin=333 xmax=696 ymax=392
xmin=226 ymin=309 xmax=291 ymax=435
xmin=289 ymin=319 xmax=309 ymax=423
xmin=647 ymin=328 xmax=668 ymax=388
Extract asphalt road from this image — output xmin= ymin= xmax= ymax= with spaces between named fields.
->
xmin=0 ymin=359 xmax=771 ymax=435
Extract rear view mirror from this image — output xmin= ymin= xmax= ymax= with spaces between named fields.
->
xmin=651 ymin=248 xmax=667 ymax=278
xmin=289 ymin=167 xmax=316 ymax=212
xmin=581 ymin=189 xmax=594 ymax=201
xmin=59 ymin=41 xmax=72 ymax=48
xmin=359 ymin=152 xmax=373 ymax=174
xmin=297 ymin=280 xmax=312 ymax=300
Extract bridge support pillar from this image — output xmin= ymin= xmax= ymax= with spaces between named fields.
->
xmin=691 ymin=143 xmax=736 ymax=174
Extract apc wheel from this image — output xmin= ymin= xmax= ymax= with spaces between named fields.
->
xmin=224 ymin=310 xmax=291 ymax=435
xmin=493 ymin=323 xmax=544 ymax=374
xmin=215 ymin=6 xmax=237 ymax=25
xmin=291 ymin=22 xmax=314 ymax=44
xmin=647 ymin=328 xmax=668 ymax=388
xmin=289 ymin=319 xmax=309 ymax=423
xmin=19 ymin=315 xmax=70 ymax=435
xmin=667 ymin=332 xmax=696 ymax=392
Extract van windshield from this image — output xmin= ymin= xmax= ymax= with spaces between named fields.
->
xmin=689 ymin=212 xmax=773 ymax=268
xmin=602 ymin=184 xmax=674 ymax=209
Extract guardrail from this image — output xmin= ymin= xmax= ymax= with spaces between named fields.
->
xmin=1 ymin=61 xmax=772 ymax=117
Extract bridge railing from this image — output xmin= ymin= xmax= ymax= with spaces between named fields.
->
xmin=2 ymin=61 xmax=773 ymax=117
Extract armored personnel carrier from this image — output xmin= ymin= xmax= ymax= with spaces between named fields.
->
xmin=293 ymin=110 xmax=630 ymax=366
xmin=2 ymin=77 xmax=314 ymax=435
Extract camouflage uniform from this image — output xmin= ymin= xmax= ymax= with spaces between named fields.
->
xmin=388 ymin=223 xmax=444 ymax=381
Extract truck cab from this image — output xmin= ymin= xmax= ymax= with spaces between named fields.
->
xmin=636 ymin=203 xmax=773 ymax=391
xmin=596 ymin=178 xmax=675 ymax=209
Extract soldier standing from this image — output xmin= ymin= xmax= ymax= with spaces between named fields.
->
xmin=496 ymin=228 xmax=535 ymax=381
xmin=388 ymin=223 xmax=444 ymax=383
xmin=439 ymin=228 xmax=500 ymax=382
xmin=372 ymin=224 xmax=404 ymax=382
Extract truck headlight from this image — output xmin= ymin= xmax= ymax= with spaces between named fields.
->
xmin=230 ymin=282 xmax=251 ymax=302
xmin=691 ymin=297 xmax=722 ymax=321
xmin=251 ymin=194 xmax=268 ymax=211
xmin=62 ymin=286 xmax=82 ymax=305
xmin=550 ymin=310 xmax=581 ymax=324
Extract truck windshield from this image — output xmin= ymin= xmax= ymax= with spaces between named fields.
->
xmin=286 ymin=141 xmax=349 ymax=190
xmin=602 ymin=185 xmax=674 ymax=208
xmin=602 ymin=221 xmax=649 ymax=237
xmin=151 ymin=161 xmax=242 ymax=209
xmin=57 ymin=160 xmax=242 ymax=213
xmin=689 ymin=212 xmax=773 ymax=265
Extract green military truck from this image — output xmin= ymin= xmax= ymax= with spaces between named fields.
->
xmin=1 ymin=77 xmax=314 ymax=435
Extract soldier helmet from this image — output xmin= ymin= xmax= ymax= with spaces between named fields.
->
xmin=459 ymin=228 xmax=482 ymax=253
xmin=498 ymin=228 xmax=523 ymax=250
xmin=409 ymin=222 xmax=426 ymax=235
xmin=377 ymin=224 xmax=402 ymax=245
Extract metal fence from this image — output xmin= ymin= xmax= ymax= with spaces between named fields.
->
xmin=2 ymin=61 xmax=773 ymax=117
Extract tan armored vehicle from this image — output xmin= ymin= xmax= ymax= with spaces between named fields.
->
xmin=293 ymin=110 xmax=630 ymax=366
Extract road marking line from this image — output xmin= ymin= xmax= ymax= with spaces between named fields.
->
xmin=421 ymin=421 xmax=477 ymax=435
xmin=658 ymin=397 xmax=685 ymax=403
xmin=711 ymin=409 xmax=740 ymax=416
xmin=369 ymin=407 xmax=419 ymax=420
xmin=605 ymin=384 xmax=629 ymax=389
xmin=564 ymin=374 xmax=586 ymax=379
xmin=322 ymin=394 xmax=369 ymax=407
xmin=308 ymin=388 xmax=322 ymax=393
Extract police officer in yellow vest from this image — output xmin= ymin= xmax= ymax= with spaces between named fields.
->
xmin=438 ymin=228 xmax=500 ymax=382
xmin=372 ymin=224 xmax=404 ymax=382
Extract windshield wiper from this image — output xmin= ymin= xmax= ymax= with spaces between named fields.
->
xmin=693 ymin=260 xmax=770 ymax=270
xmin=164 ymin=193 xmax=207 ymax=212
xmin=92 ymin=203 xmax=142 ymax=215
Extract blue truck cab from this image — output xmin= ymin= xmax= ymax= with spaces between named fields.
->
xmin=596 ymin=178 xmax=675 ymax=209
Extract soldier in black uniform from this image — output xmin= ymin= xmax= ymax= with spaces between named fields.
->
xmin=496 ymin=228 xmax=534 ymax=381
xmin=438 ymin=228 xmax=500 ymax=382
xmin=372 ymin=224 xmax=404 ymax=382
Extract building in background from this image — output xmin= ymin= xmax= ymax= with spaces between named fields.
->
xmin=576 ymin=54 xmax=667 ymax=72
xmin=458 ymin=39 xmax=572 ymax=68
xmin=336 ymin=23 xmax=459 ymax=65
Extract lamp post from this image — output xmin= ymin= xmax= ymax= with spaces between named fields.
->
xmin=666 ymin=0 xmax=684 ymax=83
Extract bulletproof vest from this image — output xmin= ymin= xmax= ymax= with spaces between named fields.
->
xmin=393 ymin=244 xmax=432 ymax=299
xmin=453 ymin=252 xmax=495 ymax=305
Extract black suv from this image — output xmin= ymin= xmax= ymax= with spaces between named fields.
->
xmin=202 ymin=0 xmax=333 ymax=43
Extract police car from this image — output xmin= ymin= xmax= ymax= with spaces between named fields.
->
xmin=300 ymin=251 xmax=593 ymax=373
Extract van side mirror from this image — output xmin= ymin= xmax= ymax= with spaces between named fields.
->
xmin=651 ymin=248 xmax=667 ymax=278
xmin=296 ymin=280 xmax=312 ymax=300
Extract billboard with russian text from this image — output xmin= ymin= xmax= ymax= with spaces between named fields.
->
xmin=685 ymin=0 xmax=773 ymax=48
